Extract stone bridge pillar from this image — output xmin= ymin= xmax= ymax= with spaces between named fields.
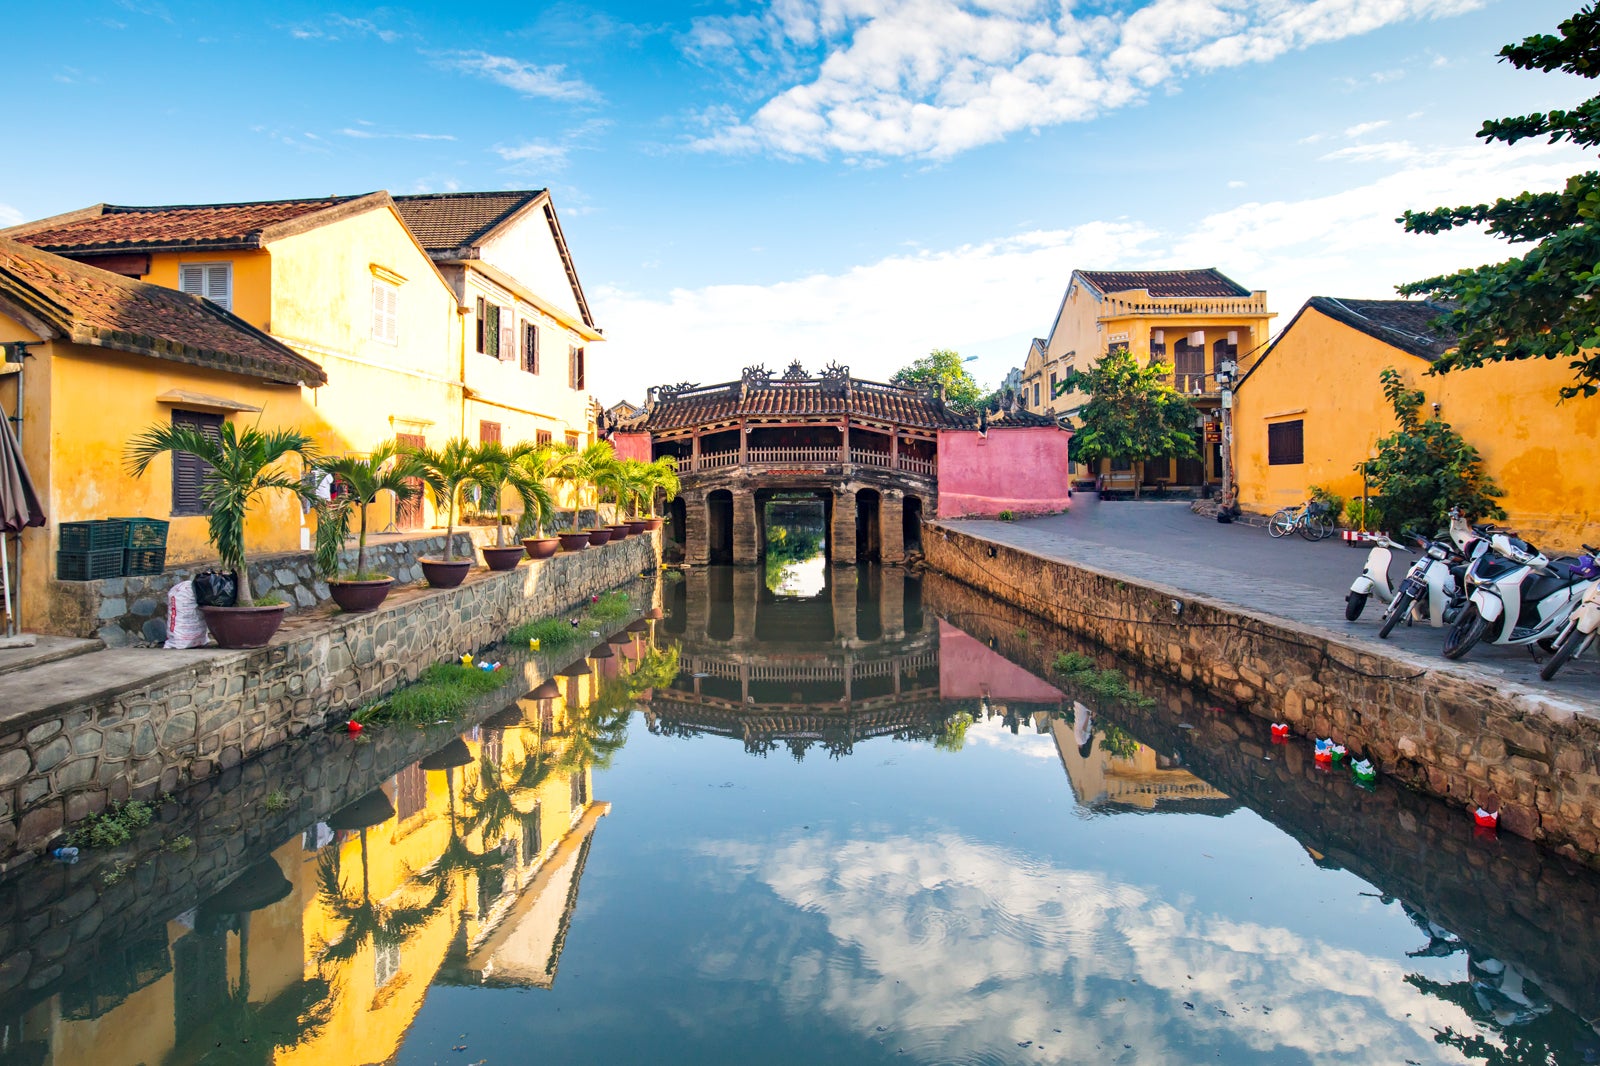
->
xmin=831 ymin=488 xmax=857 ymax=565
xmin=733 ymin=491 xmax=761 ymax=565
xmin=880 ymin=566 xmax=906 ymax=639
xmin=684 ymin=490 xmax=709 ymax=566
xmin=881 ymin=490 xmax=906 ymax=565
xmin=684 ymin=567 xmax=710 ymax=635
xmin=831 ymin=567 xmax=859 ymax=644
xmin=731 ymin=566 xmax=759 ymax=641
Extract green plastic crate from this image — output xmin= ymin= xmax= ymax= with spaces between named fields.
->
xmin=124 ymin=547 xmax=167 ymax=576
xmin=57 ymin=549 xmax=125 ymax=581
xmin=58 ymin=520 xmax=128 ymax=553
xmin=114 ymin=518 xmax=170 ymax=550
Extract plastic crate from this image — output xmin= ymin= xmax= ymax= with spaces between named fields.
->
xmin=57 ymin=549 xmax=125 ymax=582
xmin=114 ymin=518 xmax=169 ymax=550
xmin=58 ymin=520 xmax=128 ymax=553
xmin=124 ymin=547 xmax=167 ymax=576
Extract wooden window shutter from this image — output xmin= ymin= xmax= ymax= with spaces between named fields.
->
xmin=1267 ymin=420 xmax=1304 ymax=466
xmin=500 ymin=312 xmax=515 ymax=361
xmin=536 ymin=429 xmax=552 ymax=446
xmin=370 ymin=280 xmax=398 ymax=343
xmin=170 ymin=410 xmax=224 ymax=516
xmin=475 ymin=297 xmax=487 ymax=353
xmin=179 ymin=264 xmax=204 ymax=297
xmin=576 ymin=347 xmax=585 ymax=390
xmin=480 ymin=420 xmax=502 ymax=444
xmin=486 ymin=305 xmax=500 ymax=359
xmin=523 ymin=322 xmax=539 ymax=374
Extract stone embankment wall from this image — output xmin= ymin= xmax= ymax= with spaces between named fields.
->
xmin=0 ymin=533 xmax=657 ymax=860
xmin=925 ymin=572 xmax=1600 ymax=1026
xmin=924 ymin=522 xmax=1600 ymax=869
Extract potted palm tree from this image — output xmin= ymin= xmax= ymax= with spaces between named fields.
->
xmin=639 ymin=456 xmax=680 ymax=531
xmin=126 ymin=421 xmax=318 ymax=648
xmin=548 ymin=443 xmax=597 ymax=551
xmin=576 ymin=441 xmax=622 ymax=544
xmin=405 ymin=438 xmax=482 ymax=588
xmin=469 ymin=441 xmax=554 ymax=571
xmin=314 ymin=441 xmax=422 ymax=611
xmin=515 ymin=445 xmax=564 ymax=560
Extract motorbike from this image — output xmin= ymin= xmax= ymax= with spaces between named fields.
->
xmin=1346 ymin=533 xmax=1409 ymax=621
xmin=1442 ymin=532 xmax=1600 ymax=661
xmin=1373 ymin=532 xmax=1467 ymax=639
xmin=1539 ymin=548 xmax=1600 ymax=680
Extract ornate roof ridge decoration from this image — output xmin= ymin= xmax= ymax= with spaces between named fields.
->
xmin=782 ymin=359 xmax=808 ymax=382
xmin=740 ymin=363 xmax=773 ymax=393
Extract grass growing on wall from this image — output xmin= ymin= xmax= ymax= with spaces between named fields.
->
xmin=506 ymin=591 xmax=633 ymax=653
xmin=1052 ymin=651 xmax=1154 ymax=707
xmin=357 ymin=664 xmax=515 ymax=725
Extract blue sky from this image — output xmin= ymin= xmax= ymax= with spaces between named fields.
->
xmin=1 ymin=0 xmax=1588 ymax=399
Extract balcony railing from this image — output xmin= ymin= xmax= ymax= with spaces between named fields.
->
xmin=699 ymin=449 xmax=740 ymax=469
xmin=1173 ymin=373 xmax=1218 ymax=397
xmin=1098 ymin=290 xmax=1270 ymax=320
xmin=850 ymin=448 xmax=891 ymax=468
xmin=686 ymin=448 xmax=936 ymax=476
xmin=749 ymin=445 xmax=841 ymax=464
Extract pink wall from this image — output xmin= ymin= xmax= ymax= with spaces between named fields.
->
xmin=611 ymin=431 xmax=653 ymax=463
xmin=938 ymin=621 xmax=1066 ymax=702
xmin=936 ymin=426 xmax=1072 ymax=518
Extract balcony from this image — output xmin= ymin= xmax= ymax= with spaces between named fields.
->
xmin=1172 ymin=373 xmax=1220 ymax=397
xmin=1098 ymin=290 xmax=1271 ymax=321
xmin=688 ymin=447 xmax=936 ymax=476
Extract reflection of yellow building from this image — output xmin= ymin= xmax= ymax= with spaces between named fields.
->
xmin=18 ymin=626 xmax=657 ymax=1066
xmin=1047 ymin=710 xmax=1233 ymax=814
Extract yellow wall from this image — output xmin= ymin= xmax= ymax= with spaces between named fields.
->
xmin=1234 ymin=305 xmax=1600 ymax=550
xmin=143 ymin=249 xmax=274 ymax=328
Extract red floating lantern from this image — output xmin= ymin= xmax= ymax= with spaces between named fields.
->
xmin=1474 ymin=807 xmax=1499 ymax=829
xmin=346 ymin=720 xmax=364 ymax=735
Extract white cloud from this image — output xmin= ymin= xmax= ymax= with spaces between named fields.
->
xmin=0 ymin=204 xmax=22 ymax=228
xmin=439 ymin=50 xmax=599 ymax=103
xmin=1321 ymin=139 xmax=1420 ymax=163
xmin=1227 ymin=179 xmax=1246 ymax=189
xmin=337 ymin=127 xmax=455 ymax=141
xmin=1344 ymin=119 xmax=1390 ymax=137
xmin=589 ymin=139 xmax=1582 ymax=400
xmin=688 ymin=0 xmax=1485 ymax=160
xmin=495 ymin=140 xmax=572 ymax=173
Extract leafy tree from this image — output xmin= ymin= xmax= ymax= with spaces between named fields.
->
xmin=1398 ymin=4 xmax=1600 ymax=397
xmin=1059 ymin=348 xmax=1198 ymax=498
xmin=892 ymin=349 xmax=986 ymax=414
xmin=1362 ymin=368 xmax=1506 ymax=535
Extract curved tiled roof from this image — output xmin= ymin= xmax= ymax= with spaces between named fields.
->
xmin=0 ymin=237 xmax=326 ymax=386
xmin=5 ymin=196 xmax=367 ymax=253
xmin=1077 ymin=268 xmax=1250 ymax=299
xmin=394 ymin=191 xmax=545 ymax=251
xmin=641 ymin=379 xmax=968 ymax=431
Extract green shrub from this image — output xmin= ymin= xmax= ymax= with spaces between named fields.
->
xmin=358 ymin=662 xmax=514 ymax=725
xmin=998 ymin=510 xmax=1016 ymax=521
xmin=68 ymin=800 xmax=155 ymax=849
xmin=1345 ymin=497 xmax=1385 ymax=532
xmin=1309 ymin=485 xmax=1346 ymax=526
xmin=1050 ymin=651 xmax=1153 ymax=707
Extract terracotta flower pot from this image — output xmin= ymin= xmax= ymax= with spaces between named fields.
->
xmin=587 ymin=528 xmax=613 ymax=546
xmin=419 ymin=557 xmax=472 ymax=588
xmin=523 ymin=537 xmax=561 ymax=560
xmin=481 ymin=545 xmax=526 ymax=571
xmin=643 ymin=517 xmax=664 ymax=531
xmin=558 ymin=532 xmax=590 ymax=552
xmin=328 ymin=577 xmax=394 ymax=613
xmin=608 ymin=523 xmax=631 ymax=540
xmin=199 ymin=604 xmax=287 ymax=649
xmin=627 ymin=520 xmax=648 ymax=535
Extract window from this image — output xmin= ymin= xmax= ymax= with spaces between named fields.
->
xmin=395 ymin=764 xmax=427 ymax=821
xmin=371 ymin=279 xmax=398 ymax=344
xmin=499 ymin=313 xmax=515 ymax=361
xmin=475 ymin=297 xmax=487 ymax=354
xmin=177 ymin=263 xmax=231 ymax=310
xmin=564 ymin=431 xmax=580 ymax=449
xmin=374 ymin=941 xmax=401 ymax=990
xmin=536 ymin=429 xmax=552 ymax=446
xmin=522 ymin=321 xmax=540 ymax=374
xmin=480 ymin=420 xmax=502 ymax=445
xmin=569 ymin=345 xmax=585 ymax=390
xmin=1032 ymin=382 xmax=1041 ymax=407
xmin=1268 ymin=420 xmax=1305 ymax=466
xmin=485 ymin=304 xmax=500 ymax=359
xmin=1049 ymin=371 xmax=1057 ymax=397
xmin=520 ymin=805 xmax=543 ymax=867
xmin=170 ymin=410 xmax=224 ymax=516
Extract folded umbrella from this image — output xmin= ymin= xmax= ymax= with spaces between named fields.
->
xmin=0 ymin=409 xmax=44 ymax=639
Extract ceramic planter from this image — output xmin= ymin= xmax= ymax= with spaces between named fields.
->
xmin=626 ymin=520 xmax=648 ymax=535
xmin=587 ymin=528 xmax=613 ymax=546
xmin=481 ymin=545 xmax=526 ymax=571
xmin=419 ymin=557 xmax=472 ymax=588
xmin=643 ymin=517 xmax=664 ymax=531
xmin=558 ymin=533 xmax=590 ymax=552
xmin=327 ymin=577 xmax=394 ymax=613
xmin=199 ymin=604 xmax=287 ymax=649
xmin=608 ymin=523 xmax=631 ymax=540
xmin=523 ymin=537 xmax=561 ymax=560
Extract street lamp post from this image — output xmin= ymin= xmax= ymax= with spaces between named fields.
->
xmin=1214 ymin=359 xmax=1238 ymax=500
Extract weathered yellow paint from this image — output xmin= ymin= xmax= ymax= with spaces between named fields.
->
xmin=1234 ymin=304 xmax=1600 ymax=550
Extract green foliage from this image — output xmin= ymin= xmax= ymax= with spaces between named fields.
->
xmin=316 ymin=440 xmax=423 ymax=575
xmin=998 ymin=510 xmax=1016 ymax=521
xmin=1061 ymin=349 xmax=1198 ymax=498
xmin=403 ymin=438 xmax=485 ymax=561
xmin=263 ymin=789 xmax=291 ymax=812
xmin=255 ymin=591 xmax=288 ymax=608
xmin=357 ymin=663 xmax=514 ymax=725
xmin=1309 ymin=485 xmax=1346 ymax=526
xmin=1362 ymin=368 xmax=1506 ymax=535
xmin=469 ymin=441 xmax=556 ymax=548
xmin=1052 ymin=651 xmax=1095 ymax=673
xmin=891 ymin=349 xmax=987 ymax=415
xmin=764 ymin=521 xmax=825 ymax=589
xmin=507 ymin=591 xmax=632 ymax=651
xmin=1346 ymin=496 xmax=1387 ymax=532
xmin=125 ymin=421 xmax=318 ymax=607
xmin=1051 ymin=651 xmax=1153 ymax=706
xmin=1397 ymin=5 xmax=1600 ymax=397
xmin=1097 ymin=723 xmax=1141 ymax=761
xmin=932 ymin=711 xmax=975 ymax=753
xmin=163 ymin=834 xmax=194 ymax=852
xmin=616 ymin=457 xmax=681 ymax=519
xmin=68 ymin=799 xmax=155 ymax=849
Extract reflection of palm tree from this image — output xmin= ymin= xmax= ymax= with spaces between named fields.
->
xmin=414 ymin=765 xmax=507 ymax=895
xmin=556 ymin=701 xmax=631 ymax=774
xmin=177 ymin=975 xmax=337 ymax=1066
xmin=315 ymin=832 xmax=446 ymax=965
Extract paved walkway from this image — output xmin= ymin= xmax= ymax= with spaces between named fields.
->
xmin=946 ymin=494 xmax=1600 ymax=698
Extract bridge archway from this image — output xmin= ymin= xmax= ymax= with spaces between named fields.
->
xmin=904 ymin=495 xmax=924 ymax=554
xmin=856 ymin=489 xmax=882 ymax=563
xmin=706 ymin=490 xmax=734 ymax=565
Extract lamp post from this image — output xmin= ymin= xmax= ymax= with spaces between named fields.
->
xmin=1213 ymin=358 xmax=1238 ymax=500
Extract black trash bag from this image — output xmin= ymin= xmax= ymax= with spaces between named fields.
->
xmin=192 ymin=570 xmax=238 ymax=608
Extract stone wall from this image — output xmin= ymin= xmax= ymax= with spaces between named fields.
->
xmin=924 ymin=521 xmax=1600 ymax=869
xmin=0 ymin=532 xmax=658 ymax=860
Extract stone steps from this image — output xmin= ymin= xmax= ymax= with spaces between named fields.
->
xmin=0 ymin=636 xmax=102 ymax=679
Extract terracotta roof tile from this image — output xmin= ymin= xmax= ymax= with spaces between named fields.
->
xmin=0 ymin=237 xmax=327 ymax=386
xmin=394 ymin=191 xmax=544 ymax=251
xmin=1077 ymin=269 xmax=1251 ymax=299
xmin=6 ymin=197 xmax=363 ymax=254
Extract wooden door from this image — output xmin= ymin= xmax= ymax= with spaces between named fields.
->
xmin=395 ymin=432 xmax=426 ymax=530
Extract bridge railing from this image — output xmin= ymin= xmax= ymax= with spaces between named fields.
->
xmin=687 ymin=447 xmax=937 ymax=476
xmin=898 ymin=454 xmax=935 ymax=476
xmin=749 ymin=446 xmax=842 ymax=464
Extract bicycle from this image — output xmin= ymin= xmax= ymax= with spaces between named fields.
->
xmin=1268 ymin=499 xmax=1335 ymax=541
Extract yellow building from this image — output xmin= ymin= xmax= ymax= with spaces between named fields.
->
xmin=1233 ymin=297 xmax=1600 ymax=550
xmin=0 ymin=236 xmax=327 ymax=635
xmin=1022 ymin=268 xmax=1274 ymax=489
xmin=1046 ymin=706 xmax=1235 ymax=814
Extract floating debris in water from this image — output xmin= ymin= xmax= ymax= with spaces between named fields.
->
xmin=1475 ymin=806 xmax=1499 ymax=829
xmin=1352 ymin=758 xmax=1376 ymax=781
xmin=1331 ymin=744 xmax=1347 ymax=763
xmin=1314 ymin=738 xmax=1334 ymax=764
xmin=346 ymin=720 xmax=363 ymax=735
xmin=1177 ymin=723 xmax=1194 ymax=729
xmin=1271 ymin=723 xmax=1289 ymax=742
xmin=460 ymin=653 xmax=473 ymax=667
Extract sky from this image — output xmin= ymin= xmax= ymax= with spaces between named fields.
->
xmin=0 ymin=0 xmax=1590 ymax=401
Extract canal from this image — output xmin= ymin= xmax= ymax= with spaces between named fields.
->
xmin=3 ymin=539 xmax=1600 ymax=1063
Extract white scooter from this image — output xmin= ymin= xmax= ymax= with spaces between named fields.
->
xmin=1443 ymin=533 xmax=1600 ymax=660
xmin=1346 ymin=533 xmax=1409 ymax=621
xmin=1347 ymin=508 xmax=1487 ymax=626
xmin=1539 ymin=546 xmax=1600 ymax=680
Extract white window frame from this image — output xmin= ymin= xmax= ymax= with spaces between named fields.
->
xmin=177 ymin=262 xmax=233 ymax=311
xmin=371 ymin=278 xmax=399 ymax=345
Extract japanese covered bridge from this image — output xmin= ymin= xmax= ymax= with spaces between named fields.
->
xmin=612 ymin=362 xmax=1072 ymax=566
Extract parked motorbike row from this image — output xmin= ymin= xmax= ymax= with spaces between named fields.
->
xmin=1345 ymin=508 xmax=1600 ymax=681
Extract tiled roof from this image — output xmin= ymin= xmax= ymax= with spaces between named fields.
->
xmin=641 ymin=379 xmax=970 ymax=431
xmin=0 ymin=237 xmax=327 ymax=386
xmin=4 ymin=196 xmax=371 ymax=254
xmin=1307 ymin=297 xmax=1458 ymax=361
xmin=393 ymin=191 xmax=545 ymax=251
xmin=1077 ymin=269 xmax=1251 ymax=299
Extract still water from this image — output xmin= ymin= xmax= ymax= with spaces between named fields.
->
xmin=4 ymin=549 xmax=1600 ymax=1064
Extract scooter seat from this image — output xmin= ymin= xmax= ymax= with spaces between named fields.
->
xmin=1523 ymin=567 xmax=1583 ymax=604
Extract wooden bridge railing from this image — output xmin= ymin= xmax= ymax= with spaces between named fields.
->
xmin=688 ymin=448 xmax=936 ymax=476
